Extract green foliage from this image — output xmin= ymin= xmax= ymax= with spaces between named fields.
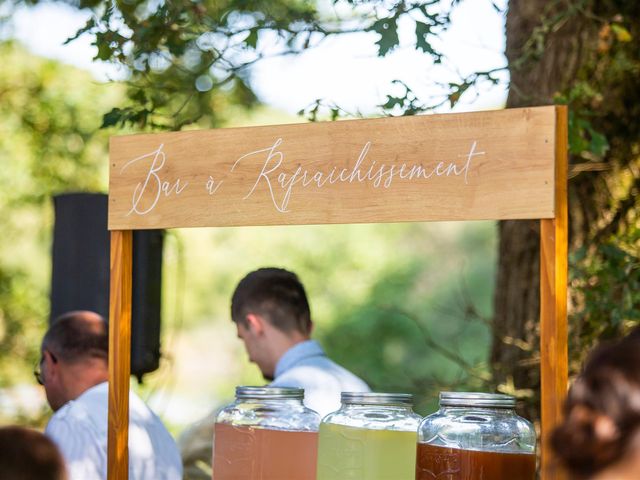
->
xmin=569 ymin=225 xmax=640 ymax=365
xmin=317 ymin=222 xmax=497 ymax=415
xmin=1 ymin=0 xmax=637 ymax=432
xmin=0 ymin=267 xmax=45 ymax=386
xmin=567 ymin=111 xmax=609 ymax=158
xmin=3 ymin=0 xmax=464 ymax=128
xmin=19 ymin=0 xmax=325 ymax=129
xmin=152 ymin=221 xmax=497 ymax=419
xmin=535 ymin=4 xmax=639 ymax=166
xmin=0 ymin=40 xmax=118 ymax=385
xmin=102 ymin=106 xmax=151 ymax=129
xmin=415 ymin=20 xmax=440 ymax=60
xmin=380 ymin=80 xmax=426 ymax=116
xmin=369 ymin=16 xmax=399 ymax=56
xmin=556 ymin=3 xmax=640 ymax=368
xmin=610 ymin=23 xmax=632 ymax=43
xmin=555 ymin=85 xmax=610 ymax=159
xmin=378 ymin=68 xmax=503 ymax=117
xmin=363 ymin=1 xmax=448 ymax=60
xmin=0 ymin=37 xmax=498 ymax=427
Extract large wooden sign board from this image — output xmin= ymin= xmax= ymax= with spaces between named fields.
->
xmin=107 ymin=105 xmax=568 ymax=479
xmin=109 ymin=108 xmax=556 ymax=229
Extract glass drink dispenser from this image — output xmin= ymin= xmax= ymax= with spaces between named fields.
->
xmin=213 ymin=386 xmax=320 ymax=480
xmin=415 ymin=392 xmax=536 ymax=480
xmin=317 ymin=392 xmax=422 ymax=480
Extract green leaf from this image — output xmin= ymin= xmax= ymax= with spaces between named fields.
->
xmin=569 ymin=135 xmax=589 ymax=155
xmin=101 ymin=108 xmax=125 ymax=128
xmin=417 ymin=3 xmax=439 ymax=21
xmin=611 ymin=24 xmax=632 ymax=42
xmin=415 ymin=21 xmax=435 ymax=54
xmin=447 ymin=82 xmax=470 ymax=108
xmin=415 ymin=20 xmax=441 ymax=62
xmin=382 ymin=96 xmax=403 ymax=110
xmin=64 ymin=18 xmax=96 ymax=45
xmin=589 ymin=129 xmax=609 ymax=157
xmin=568 ymin=112 xmax=610 ymax=157
xmin=369 ymin=17 xmax=399 ymax=56
xmin=245 ymin=28 xmax=259 ymax=49
xmin=568 ymin=112 xmax=588 ymax=154
xmin=131 ymin=89 xmax=147 ymax=105
xmin=95 ymin=39 xmax=113 ymax=61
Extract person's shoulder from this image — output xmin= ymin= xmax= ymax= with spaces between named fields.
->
xmin=128 ymin=389 xmax=169 ymax=426
xmin=47 ymin=399 xmax=107 ymax=442
xmin=125 ymin=391 xmax=183 ymax=478
xmin=272 ymin=364 xmax=335 ymax=389
xmin=46 ymin=385 xmax=111 ymax=444
xmin=272 ymin=365 xmax=316 ymax=385
xmin=128 ymin=390 xmax=179 ymax=445
xmin=128 ymin=389 xmax=153 ymax=411
xmin=47 ymin=395 xmax=94 ymax=427
xmin=45 ymin=401 xmax=105 ymax=462
xmin=296 ymin=355 xmax=369 ymax=390
xmin=45 ymin=403 xmax=74 ymax=434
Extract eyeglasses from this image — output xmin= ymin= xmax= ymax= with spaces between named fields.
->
xmin=34 ymin=350 xmax=57 ymax=386
xmin=33 ymin=358 xmax=44 ymax=386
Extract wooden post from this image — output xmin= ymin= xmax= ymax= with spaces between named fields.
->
xmin=108 ymin=230 xmax=133 ymax=480
xmin=540 ymin=105 xmax=569 ymax=479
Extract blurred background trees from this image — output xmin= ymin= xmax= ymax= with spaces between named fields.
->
xmin=0 ymin=0 xmax=637 ymax=431
xmin=0 ymin=36 xmax=497 ymax=426
xmin=493 ymin=0 xmax=640 ymax=419
xmin=0 ymin=41 xmax=117 ymax=385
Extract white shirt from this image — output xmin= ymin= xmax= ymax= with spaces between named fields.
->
xmin=45 ymin=382 xmax=182 ymax=480
xmin=270 ymin=340 xmax=371 ymax=418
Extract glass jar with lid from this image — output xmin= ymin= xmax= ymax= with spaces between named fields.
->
xmin=316 ymin=392 xmax=422 ymax=480
xmin=416 ymin=392 xmax=536 ymax=480
xmin=213 ymin=386 xmax=320 ymax=480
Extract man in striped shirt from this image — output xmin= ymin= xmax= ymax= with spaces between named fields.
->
xmin=37 ymin=311 xmax=182 ymax=480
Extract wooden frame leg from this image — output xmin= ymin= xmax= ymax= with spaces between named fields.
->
xmin=108 ymin=230 xmax=133 ymax=480
xmin=539 ymin=105 xmax=569 ymax=480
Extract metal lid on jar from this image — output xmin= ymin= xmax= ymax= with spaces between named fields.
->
xmin=341 ymin=392 xmax=414 ymax=406
xmin=235 ymin=386 xmax=305 ymax=400
xmin=439 ymin=392 xmax=516 ymax=408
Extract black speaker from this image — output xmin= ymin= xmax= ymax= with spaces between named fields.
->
xmin=50 ymin=193 xmax=163 ymax=381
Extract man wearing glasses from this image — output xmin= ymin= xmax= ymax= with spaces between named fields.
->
xmin=36 ymin=310 xmax=182 ymax=480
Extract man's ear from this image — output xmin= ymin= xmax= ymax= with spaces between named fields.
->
xmin=245 ymin=313 xmax=266 ymax=335
xmin=43 ymin=350 xmax=59 ymax=377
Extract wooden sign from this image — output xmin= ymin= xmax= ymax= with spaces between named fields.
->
xmin=108 ymin=106 xmax=557 ymax=230
xmin=107 ymin=105 xmax=569 ymax=480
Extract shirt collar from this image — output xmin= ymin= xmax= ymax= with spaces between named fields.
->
xmin=63 ymin=381 xmax=108 ymax=409
xmin=274 ymin=340 xmax=325 ymax=378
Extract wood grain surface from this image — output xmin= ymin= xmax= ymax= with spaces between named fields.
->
xmin=108 ymin=230 xmax=132 ymax=480
xmin=109 ymin=107 xmax=557 ymax=230
xmin=540 ymin=105 xmax=569 ymax=480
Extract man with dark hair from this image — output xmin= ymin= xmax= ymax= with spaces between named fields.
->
xmin=178 ymin=268 xmax=369 ymax=479
xmin=231 ymin=267 xmax=370 ymax=416
xmin=37 ymin=310 xmax=182 ymax=480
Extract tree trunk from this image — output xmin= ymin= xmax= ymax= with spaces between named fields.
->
xmin=491 ymin=0 xmax=593 ymax=420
